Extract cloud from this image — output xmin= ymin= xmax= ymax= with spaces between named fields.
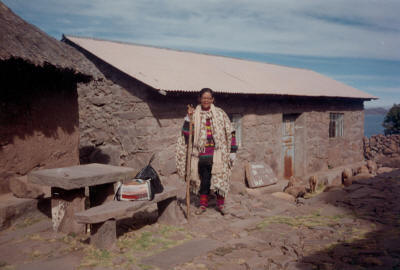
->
xmin=361 ymin=86 xmax=400 ymax=108
xmin=4 ymin=0 xmax=400 ymax=60
xmin=365 ymin=98 xmax=399 ymax=109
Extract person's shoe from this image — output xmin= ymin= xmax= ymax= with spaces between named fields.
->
xmin=195 ymin=206 xmax=207 ymax=215
xmin=216 ymin=205 xmax=227 ymax=216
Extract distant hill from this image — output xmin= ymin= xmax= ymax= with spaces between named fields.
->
xmin=365 ymin=107 xmax=388 ymax=115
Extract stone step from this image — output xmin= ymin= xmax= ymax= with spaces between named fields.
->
xmin=0 ymin=193 xmax=38 ymax=230
xmin=0 ymin=219 xmax=52 ymax=245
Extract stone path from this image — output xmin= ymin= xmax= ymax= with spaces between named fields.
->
xmin=1 ymin=169 xmax=400 ymax=270
xmin=141 ymin=239 xmax=222 ymax=269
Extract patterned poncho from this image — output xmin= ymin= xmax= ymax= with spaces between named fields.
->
xmin=176 ymin=104 xmax=235 ymax=197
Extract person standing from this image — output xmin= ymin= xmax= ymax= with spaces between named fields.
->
xmin=176 ymin=88 xmax=237 ymax=215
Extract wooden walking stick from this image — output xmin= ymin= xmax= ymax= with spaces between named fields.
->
xmin=185 ymin=105 xmax=194 ymax=220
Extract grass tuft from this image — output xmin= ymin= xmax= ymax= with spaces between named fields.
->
xmin=79 ymin=224 xmax=191 ymax=269
xmin=13 ymin=217 xmax=44 ymax=230
xmin=256 ymin=211 xmax=349 ymax=230
xmin=80 ymin=247 xmax=113 ymax=268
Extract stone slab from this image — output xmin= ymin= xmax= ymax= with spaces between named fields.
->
xmin=140 ymin=238 xmax=221 ymax=269
xmin=75 ymin=186 xmax=178 ymax=224
xmin=28 ymin=163 xmax=136 ymax=190
xmin=245 ymin=162 xmax=278 ymax=188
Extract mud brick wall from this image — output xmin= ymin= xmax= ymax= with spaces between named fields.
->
xmin=0 ymin=60 xmax=81 ymax=194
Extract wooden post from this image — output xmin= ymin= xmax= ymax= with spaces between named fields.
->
xmin=185 ymin=112 xmax=194 ymax=220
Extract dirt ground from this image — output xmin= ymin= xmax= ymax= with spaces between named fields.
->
xmin=1 ymin=169 xmax=400 ymax=270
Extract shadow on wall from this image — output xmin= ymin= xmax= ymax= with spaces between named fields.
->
xmin=298 ymin=169 xmax=400 ymax=269
xmin=79 ymin=146 xmax=110 ymax=165
xmin=0 ymin=58 xmax=90 ymax=148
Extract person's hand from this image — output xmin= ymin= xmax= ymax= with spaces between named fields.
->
xmin=187 ymin=104 xmax=194 ymax=116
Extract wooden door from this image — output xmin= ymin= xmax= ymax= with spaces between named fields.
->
xmin=282 ymin=114 xmax=295 ymax=179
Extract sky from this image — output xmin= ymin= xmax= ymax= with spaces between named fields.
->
xmin=3 ymin=0 xmax=400 ymax=108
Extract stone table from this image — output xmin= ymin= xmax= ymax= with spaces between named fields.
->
xmin=28 ymin=163 xmax=136 ymax=233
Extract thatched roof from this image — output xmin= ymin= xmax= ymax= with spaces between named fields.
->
xmin=0 ymin=2 xmax=96 ymax=77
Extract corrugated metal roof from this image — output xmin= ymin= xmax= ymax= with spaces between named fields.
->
xmin=65 ymin=35 xmax=376 ymax=100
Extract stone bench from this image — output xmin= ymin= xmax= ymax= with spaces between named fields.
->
xmin=75 ymin=185 xmax=180 ymax=249
xmin=28 ymin=163 xmax=137 ymax=233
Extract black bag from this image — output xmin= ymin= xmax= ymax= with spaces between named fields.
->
xmin=134 ymin=154 xmax=163 ymax=199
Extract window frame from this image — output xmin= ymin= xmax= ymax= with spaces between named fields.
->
xmin=329 ymin=112 xmax=344 ymax=138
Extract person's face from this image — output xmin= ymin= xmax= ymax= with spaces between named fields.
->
xmin=200 ymin=92 xmax=214 ymax=109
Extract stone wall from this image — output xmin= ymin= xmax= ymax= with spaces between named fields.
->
xmin=70 ymin=43 xmax=365 ymax=186
xmin=0 ymin=61 xmax=81 ymax=194
xmin=305 ymin=102 xmax=364 ymax=174
xmin=77 ymin=69 xmax=194 ymax=178
xmin=364 ymin=134 xmax=400 ymax=162
xmin=76 ymin=62 xmax=364 ymax=187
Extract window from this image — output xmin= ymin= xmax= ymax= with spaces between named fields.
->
xmin=329 ymin=113 xmax=344 ymax=137
xmin=229 ymin=114 xmax=242 ymax=147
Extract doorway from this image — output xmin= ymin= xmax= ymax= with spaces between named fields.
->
xmin=282 ymin=114 xmax=299 ymax=179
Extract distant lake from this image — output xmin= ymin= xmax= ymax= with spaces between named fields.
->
xmin=364 ymin=114 xmax=385 ymax=137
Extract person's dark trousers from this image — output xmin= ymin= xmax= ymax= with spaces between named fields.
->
xmin=198 ymin=159 xmax=212 ymax=208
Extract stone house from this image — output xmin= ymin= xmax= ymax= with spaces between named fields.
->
xmin=62 ymin=35 xmax=376 ymax=185
xmin=0 ymin=3 xmax=93 ymax=194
